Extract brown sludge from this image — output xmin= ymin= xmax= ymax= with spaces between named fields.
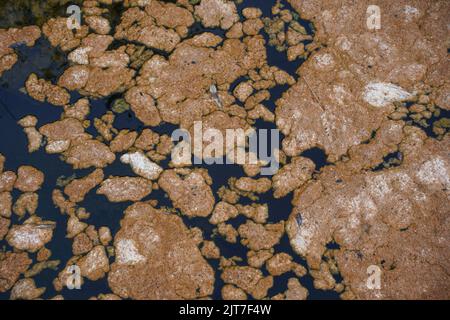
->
xmin=0 ymin=0 xmax=448 ymax=301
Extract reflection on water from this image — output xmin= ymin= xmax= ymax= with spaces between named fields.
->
xmin=0 ymin=0 xmax=83 ymax=28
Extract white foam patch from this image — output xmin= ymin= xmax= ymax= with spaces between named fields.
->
xmin=116 ymin=239 xmax=146 ymax=265
xmin=404 ymin=5 xmax=419 ymax=21
xmin=120 ymin=151 xmax=163 ymax=180
xmin=315 ymin=53 xmax=334 ymax=67
xmin=46 ymin=140 xmax=70 ymax=153
xmin=11 ymin=228 xmax=42 ymax=247
xmin=416 ymin=157 xmax=450 ymax=188
xmin=363 ymin=82 xmax=413 ymax=107
xmin=292 ymin=216 xmax=315 ymax=254
xmin=68 ymin=47 xmax=92 ymax=65
xmin=9 ymin=225 xmax=51 ymax=251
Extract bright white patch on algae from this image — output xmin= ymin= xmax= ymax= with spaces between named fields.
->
xmin=404 ymin=5 xmax=419 ymax=22
xmin=120 ymin=151 xmax=163 ymax=180
xmin=8 ymin=225 xmax=52 ymax=251
xmin=363 ymin=82 xmax=413 ymax=107
xmin=416 ymin=157 xmax=450 ymax=188
xmin=116 ymin=239 xmax=146 ymax=265
xmin=11 ymin=229 xmax=42 ymax=246
xmin=46 ymin=140 xmax=70 ymax=153
xmin=68 ymin=47 xmax=92 ymax=65
xmin=314 ymin=53 xmax=334 ymax=67
xmin=292 ymin=216 xmax=315 ymax=254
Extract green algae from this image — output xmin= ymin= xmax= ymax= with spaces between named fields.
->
xmin=56 ymin=174 xmax=77 ymax=187
xmin=24 ymin=260 xmax=60 ymax=278
xmin=111 ymin=98 xmax=130 ymax=114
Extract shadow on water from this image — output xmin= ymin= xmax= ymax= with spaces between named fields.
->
xmin=0 ymin=0 xmax=83 ymax=28
xmin=1 ymin=38 xmax=68 ymax=96
xmin=300 ymin=147 xmax=330 ymax=171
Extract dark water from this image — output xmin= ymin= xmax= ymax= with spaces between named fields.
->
xmin=0 ymin=0 xmax=341 ymax=300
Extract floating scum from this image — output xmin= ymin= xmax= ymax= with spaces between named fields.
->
xmin=0 ymin=0 xmax=449 ymax=301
